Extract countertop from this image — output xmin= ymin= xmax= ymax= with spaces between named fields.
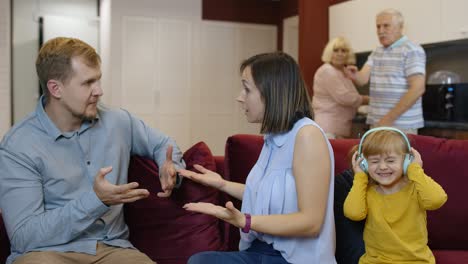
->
xmin=353 ymin=114 xmax=468 ymax=130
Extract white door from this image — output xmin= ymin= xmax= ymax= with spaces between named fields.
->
xmin=42 ymin=15 xmax=99 ymax=50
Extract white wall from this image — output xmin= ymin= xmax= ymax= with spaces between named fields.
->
xmin=283 ymin=15 xmax=299 ymax=62
xmin=12 ymin=0 xmax=98 ymax=124
xmin=0 ymin=0 xmax=11 ymax=138
xmin=101 ymin=0 xmax=276 ymax=155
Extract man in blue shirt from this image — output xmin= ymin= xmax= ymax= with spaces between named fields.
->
xmin=0 ymin=37 xmax=185 ymax=264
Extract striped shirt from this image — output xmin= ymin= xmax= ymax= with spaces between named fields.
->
xmin=365 ymin=36 xmax=426 ymax=129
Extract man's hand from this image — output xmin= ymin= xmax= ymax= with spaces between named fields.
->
xmin=158 ymin=145 xmax=177 ymax=198
xmin=376 ymin=114 xmax=396 ymax=127
xmin=93 ymin=166 xmax=150 ymax=206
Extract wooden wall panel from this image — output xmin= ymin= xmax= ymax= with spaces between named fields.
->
xmin=202 ymin=0 xmax=298 ymax=50
xmin=202 ymin=0 xmax=279 ymax=25
xmin=298 ymin=0 xmax=329 ymax=97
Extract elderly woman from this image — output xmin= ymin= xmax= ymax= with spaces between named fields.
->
xmin=312 ymin=37 xmax=369 ymax=139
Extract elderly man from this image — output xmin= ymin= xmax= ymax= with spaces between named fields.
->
xmin=345 ymin=8 xmax=426 ymax=134
xmin=0 ymin=37 xmax=185 ymax=264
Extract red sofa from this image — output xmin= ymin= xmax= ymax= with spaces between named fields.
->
xmin=0 ymin=135 xmax=467 ymax=264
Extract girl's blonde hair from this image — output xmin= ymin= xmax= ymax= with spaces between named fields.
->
xmin=360 ymin=130 xmax=410 ymax=158
xmin=348 ymin=130 xmax=410 ymax=168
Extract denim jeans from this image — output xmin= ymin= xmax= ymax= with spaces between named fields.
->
xmin=187 ymin=240 xmax=289 ymax=264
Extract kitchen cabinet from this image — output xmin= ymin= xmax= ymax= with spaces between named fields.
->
xmin=441 ymin=0 xmax=468 ymax=41
xmin=329 ymin=0 xmax=465 ymax=53
xmin=393 ymin=0 xmax=441 ymax=45
xmin=329 ymin=0 xmax=379 ymax=53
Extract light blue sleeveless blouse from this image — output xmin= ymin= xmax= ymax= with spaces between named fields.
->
xmin=240 ymin=117 xmax=337 ymax=264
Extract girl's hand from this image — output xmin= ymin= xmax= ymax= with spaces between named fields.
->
xmin=410 ymin=147 xmax=423 ymax=167
xmin=183 ymin=201 xmax=246 ymax=229
xmin=352 ymin=151 xmax=365 ymax=174
xmin=178 ymin=164 xmax=226 ymax=190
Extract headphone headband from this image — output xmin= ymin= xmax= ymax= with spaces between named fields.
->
xmin=358 ymin=127 xmax=411 ymax=156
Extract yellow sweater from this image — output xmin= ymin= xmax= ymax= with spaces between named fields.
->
xmin=344 ymin=163 xmax=448 ymax=264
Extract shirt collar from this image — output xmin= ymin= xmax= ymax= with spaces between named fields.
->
xmin=264 ymin=131 xmax=288 ymax=148
xmin=36 ymin=95 xmax=100 ymax=140
xmin=263 ymin=117 xmax=309 ymax=147
xmin=385 ymin=35 xmax=407 ymax=50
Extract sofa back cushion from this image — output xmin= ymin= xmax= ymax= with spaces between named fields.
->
xmin=125 ymin=142 xmax=224 ymax=264
xmin=408 ymin=135 xmax=468 ymax=250
xmin=329 ymin=139 xmax=359 ymax=174
xmin=223 ymin=134 xmax=263 ymax=251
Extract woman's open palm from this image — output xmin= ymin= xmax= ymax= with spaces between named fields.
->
xmin=178 ymin=164 xmax=225 ymax=190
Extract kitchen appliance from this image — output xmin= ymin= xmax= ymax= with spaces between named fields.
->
xmin=423 ymin=83 xmax=468 ymax=122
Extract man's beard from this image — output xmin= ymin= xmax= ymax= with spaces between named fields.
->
xmin=82 ymin=113 xmax=97 ymax=122
xmin=75 ymin=105 xmax=98 ymax=122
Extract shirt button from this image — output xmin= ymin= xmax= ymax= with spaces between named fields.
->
xmin=87 ymin=161 xmax=91 ymax=165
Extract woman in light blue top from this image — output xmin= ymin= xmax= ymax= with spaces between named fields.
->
xmin=179 ymin=52 xmax=337 ymax=264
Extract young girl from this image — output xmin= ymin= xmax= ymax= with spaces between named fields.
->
xmin=344 ymin=127 xmax=447 ymax=264
xmin=178 ymin=52 xmax=337 ymax=264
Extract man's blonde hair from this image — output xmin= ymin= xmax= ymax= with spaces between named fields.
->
xmin=36 ymin=37 xmax=101 ymax=99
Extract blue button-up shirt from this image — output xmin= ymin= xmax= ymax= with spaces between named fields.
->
xmin=0 ymin=96 xmax=185 ymax=264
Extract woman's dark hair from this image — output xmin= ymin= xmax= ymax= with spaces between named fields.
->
xmin=240 ymin=52 xmax=312 ymax=134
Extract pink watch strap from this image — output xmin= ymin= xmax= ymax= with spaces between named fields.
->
xmin=241 ymin=213 xmax=251 ymax=233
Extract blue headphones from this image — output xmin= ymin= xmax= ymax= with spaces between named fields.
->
xmin=358 ymin=127 xmax=413 ymax=175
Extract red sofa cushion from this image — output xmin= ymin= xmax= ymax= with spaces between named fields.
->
xmin=433 ymin=250 xmax=468 ymax=264
xmin=408 ymin=135 xmax=468 ymax=250
xmin=125 ymin=142 xmax=224 ymax=264
xmin=329 ymin=138 xmax=359 ymax=175
xmin=223 ymin=134 xmax=263 ymax=251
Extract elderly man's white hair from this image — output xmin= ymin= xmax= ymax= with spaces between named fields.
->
xmin=377 ymin=8 xmax=404 ymax=27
